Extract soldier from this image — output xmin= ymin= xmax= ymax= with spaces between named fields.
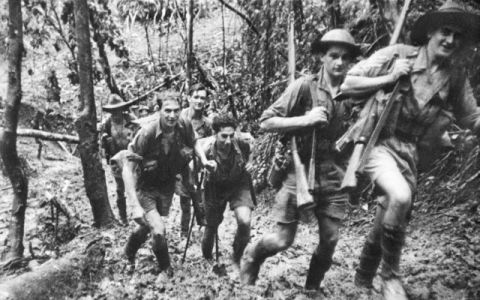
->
xmin=122 ymin=91 xmax=213 ymax=274
xmin=340 ymin=1 xmax=480 ymax=299
xmin=240 ymin=29 xmax=361 ymax=290
xmin=198 ymin=114 xmax=255 ymax=266
xmin=100 ymin=94 xmax=137 ymax=224
xmin=176 ymin=83 xmax=212 ymax=236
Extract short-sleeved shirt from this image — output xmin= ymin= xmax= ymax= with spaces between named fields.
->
xmin=348 ymin=44 xmax=480 ymax=178
xmin=128 ymin=115 xmax=196 ymax=188
xmin=260 ymin=67 xmax=352 ymax=165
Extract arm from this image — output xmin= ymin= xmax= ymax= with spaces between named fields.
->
xmin=341 ymin=59 xmax=411 ymax=96
xmin=340 ymin=45 xmax=412 ymax=97
xmin=260 ymin=106 xmax=328 ymax=133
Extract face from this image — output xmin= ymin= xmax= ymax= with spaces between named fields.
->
xmin=188 ymin=90 xmax=207 ymax=111
xmin=159 ymin=99 xmax=181 ymax=128
xmin=215 ymin=126 xmax=235 ymax=149
xmin=139 ymin=109 xmax=149 ymax=118
xmin=320 ymin=45 xmax=353 ymax=80
xmin=427 ymin=25 xmax=464 ymax=59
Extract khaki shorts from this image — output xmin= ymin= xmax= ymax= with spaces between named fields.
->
xmin=204 ymin=176 xmax=255 ymax=227
xmin=363 ymin=144 xmax=416 ymax=193
xmin=137 ymin=180 xmax=175 ymax=216
xmin=272 ymin=162 xmax=349 ymax=224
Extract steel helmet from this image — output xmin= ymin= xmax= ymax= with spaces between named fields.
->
xmin=311 ymin=28 xmax=361 ymax=57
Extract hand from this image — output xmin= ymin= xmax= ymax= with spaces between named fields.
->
xmin=203 ymin=160 xmax=217 ymax=172
xmin=305 ymin=106 xmax=328 ymax=127
xmin=390 ymin=59 xmax=412 ymax=82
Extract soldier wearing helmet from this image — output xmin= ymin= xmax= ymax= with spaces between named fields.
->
xmin=341 ymin=1 xmax=480 ymax=299
xmin=240 ymin=28 xmax=361 ymax=291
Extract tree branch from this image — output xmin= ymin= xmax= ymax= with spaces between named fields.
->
xmin=217 ymin=0 xmax=259 ymax=36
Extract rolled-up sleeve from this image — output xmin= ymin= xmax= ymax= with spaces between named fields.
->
xmin=347 ymin=45 xmax=399 ymax=78
xmin=259 ymin=78 xmax=305 ymax=122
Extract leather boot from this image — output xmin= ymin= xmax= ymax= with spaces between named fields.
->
xmin=124 ymin=225 xmax=150 ymax=263
xmin=180 ymin=197 xmax=191 ymax=236
xmin=202 ymin=226 xmax=216 ymax=259
xmin=380 ymin=224 xmax=407 ymax=300
xmin=305 ymin=245 xmax=334 ymax=290
xmin=232 ymin=224 xmax=250 ymax=266
xmin=152 ymin=234 xmax=171 ymax=272
xmin=355 ymin=238 xmax=382 ymax=288
xmin=240 ymin=240 xmax=277 ymax=285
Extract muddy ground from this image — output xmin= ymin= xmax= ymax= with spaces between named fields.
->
xmin=0 ymin=136 xmax=478 ymax=300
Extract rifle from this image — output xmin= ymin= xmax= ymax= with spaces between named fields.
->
xmin=339 ymin=0 xmax=412 ymax=191
xmin=287 ymin=1 xmax=315 ymax=217
xmin=291 ymin=137 xmax=315 ymax=212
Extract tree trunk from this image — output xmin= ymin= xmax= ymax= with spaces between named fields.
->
xmin=0 ymin=0 xmax=28 ymax=261
xmin=73 ymin=0 xmax=115 ymax=228
xmin=186 ymin=0 xmax=194 ymax=90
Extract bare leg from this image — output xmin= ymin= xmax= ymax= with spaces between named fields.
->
xmin=240 ymin=222 xmax=297 ymax=284
xmin=305 ymin=216 xmax=342 ymax=290
xmin=232 ymin=206 xmax=252 ymax=265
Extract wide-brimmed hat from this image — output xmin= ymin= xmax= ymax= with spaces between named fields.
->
xmin=311 ymin=28 xmax=361 ymax=57
xmin=102 ymin=94 xmax=126 ymax=112
xmin=411 ymin=0 xmax=480 ymax=45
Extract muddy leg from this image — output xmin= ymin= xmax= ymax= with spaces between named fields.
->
xmin=240 ymin=222 xmax=297 ymax=285
xmin=232 ymin=206 xmax=251 ymax=266
xmin=305 ymin=216 xmax=341 ymax=290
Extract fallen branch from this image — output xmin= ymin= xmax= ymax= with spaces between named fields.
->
xmin=0 ymin=237 xmax=106 ymax=300
xmin=14 ymin=128 xmax=80 ymax=143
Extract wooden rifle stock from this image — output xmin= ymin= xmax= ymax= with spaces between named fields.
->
xmin=291 ymin=137 xmax=315 ymax=210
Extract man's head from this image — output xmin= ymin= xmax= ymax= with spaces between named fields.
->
xmin=102 ymin=94 xmax=126 ymax=116
xmin=411 ymin=0 xmax=480 ymax=54
xmin=188 ymin=83 xmax=208 ymax=112
xmin=212 ymin=114 xmax=237 ymax=149
xmin=156 ymin=91 xmax=182 ymax=129
xmin=311 ymin=29 xmax=360 ymax=80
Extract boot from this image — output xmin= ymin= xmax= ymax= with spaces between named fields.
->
xmin=355 ymin=238 xmax=382 ymax=288
xmin=232 ymin=224 xmax=250 ymax=266
xmin=124 ymin=225 xmax=150 ymax=264
xmin=240 ymin=240 xmax=276 ymax=285
xmin=202 ymin=226 xmax=216 ymax=259
xmin=305 ymin=246 xmax=334 ymax=290
xmin=152 ymin=234 xmax=171 ymax=272
xmin=380 ymin=224 xmax=407 ymax=300
xmin=180 ymin=196 xmax=191 ymax=236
